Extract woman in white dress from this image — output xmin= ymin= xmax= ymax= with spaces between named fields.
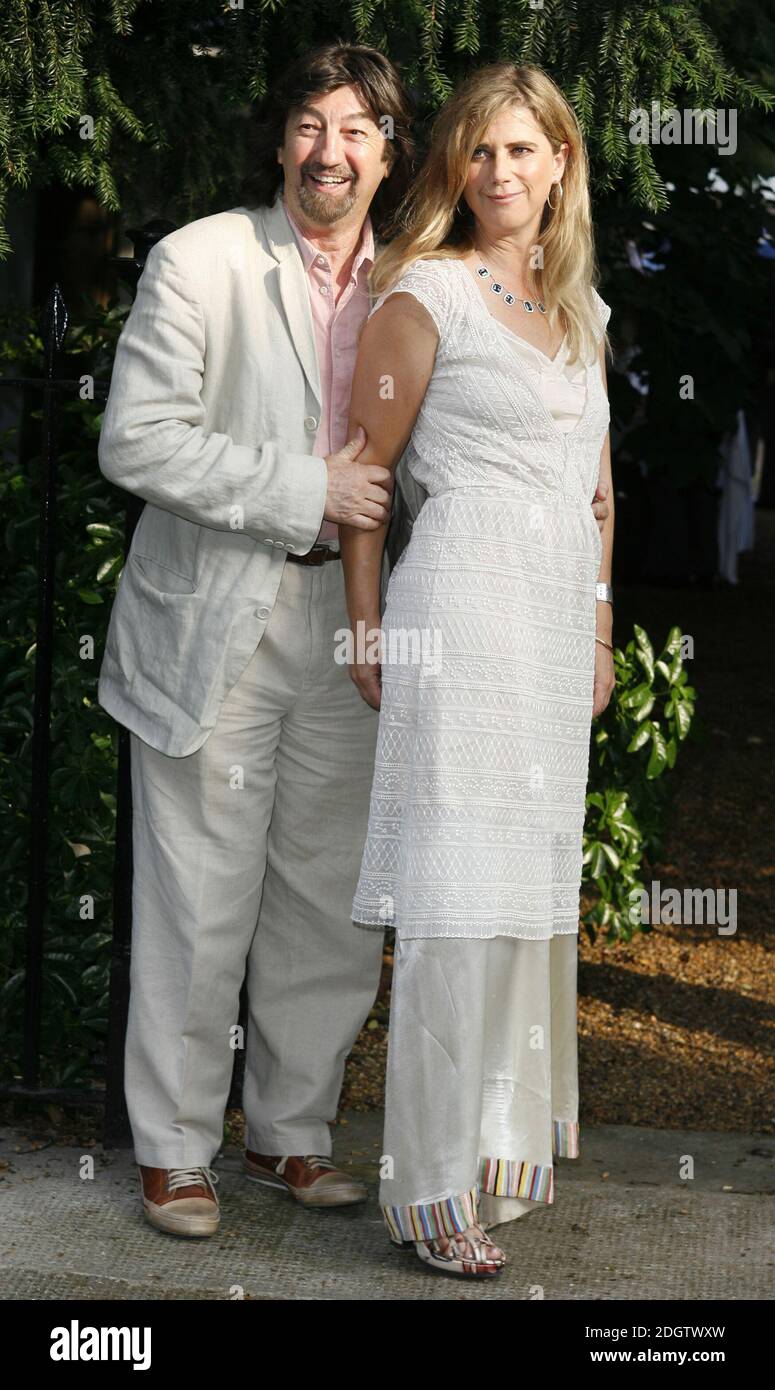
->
xmin=339 ymin=61 xmax=616 ymax=1279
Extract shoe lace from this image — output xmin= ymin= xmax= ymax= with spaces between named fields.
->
xmin=167 ymin=1165 xmax=219 ymax=1194
xmin=271 ymin=1154 xmax=336 ymax=1176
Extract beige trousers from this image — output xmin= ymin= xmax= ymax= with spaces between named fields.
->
xmin=125 ymin=557 xmax=383 ymax=1166
xmin=380 ymin=932 xmax=580 ymax=1242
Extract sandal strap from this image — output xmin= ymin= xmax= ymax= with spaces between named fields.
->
xmin=427 ymin=1224 xmax=499 ymax=1262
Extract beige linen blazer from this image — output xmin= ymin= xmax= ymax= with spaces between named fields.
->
xmin=97 ymin=194 xmax=420 ymax=757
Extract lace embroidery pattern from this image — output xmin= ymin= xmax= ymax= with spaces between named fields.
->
xmin=352 ymin=258 xmax=612 ymax=941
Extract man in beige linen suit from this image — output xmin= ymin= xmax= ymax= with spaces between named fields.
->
xmin=97 ymin=44 xmax=417 ymax=1236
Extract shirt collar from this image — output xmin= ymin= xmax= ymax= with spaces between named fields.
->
xmin=283 ymin=195 xmax=375 ymax=276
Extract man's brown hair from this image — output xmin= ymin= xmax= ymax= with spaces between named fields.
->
xmin=240 ymin=41 xmax=417 ymax=237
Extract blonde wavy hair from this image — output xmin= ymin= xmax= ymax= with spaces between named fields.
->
xmin=370 ymin=62 xmax=610 ymax=367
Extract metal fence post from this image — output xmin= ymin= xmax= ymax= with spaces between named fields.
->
xmin=22 ymin=285 xmax=69 ymax=1090
xmin=2 ymin=217 xmax=249 ymax=1147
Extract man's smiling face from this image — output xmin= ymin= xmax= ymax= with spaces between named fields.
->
xmin=277 ymin=83 xmax=391 ymax=230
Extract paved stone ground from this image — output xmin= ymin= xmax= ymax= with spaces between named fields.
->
xmin=1 ymin=1115 xmax=772 ymax=1300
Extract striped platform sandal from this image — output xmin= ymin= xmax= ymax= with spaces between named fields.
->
xmin=391 ymin=1223 xmax=506 ymax=1277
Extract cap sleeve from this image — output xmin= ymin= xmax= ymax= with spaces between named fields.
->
xmin=368 ymin=259 xmax=450 ymax=339
xmin=591 ymin=286 xmax=612 ymax=337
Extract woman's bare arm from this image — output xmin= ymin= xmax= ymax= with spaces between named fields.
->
xmin=340 ymin=292 xmax=440 ymax=708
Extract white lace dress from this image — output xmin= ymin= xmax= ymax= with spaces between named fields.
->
xmin=351 ymin=256 xmax=611 ymax=943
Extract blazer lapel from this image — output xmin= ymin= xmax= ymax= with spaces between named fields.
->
xmin=250 ymin=199 xmax=415 ymax=579
xmin=261 ymin=196 xmax=322 ymax=409
xmin=258 ymin=195 xmax=385 ymax=410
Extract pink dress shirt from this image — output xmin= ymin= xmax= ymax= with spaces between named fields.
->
xmin=283 ymin=198 xmax=376 ymax=547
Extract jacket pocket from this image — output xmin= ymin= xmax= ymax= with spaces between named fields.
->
xmin=130 ymin=553 xmax=197 ymax=593
xmin=130 ymin=506 xmax=200 ymax=590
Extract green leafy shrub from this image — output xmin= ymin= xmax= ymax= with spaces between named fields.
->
xmin=582 ymin=624 xmax=697 ymax=942
xmin=0 ymin=304 xmax=127 ymax=1087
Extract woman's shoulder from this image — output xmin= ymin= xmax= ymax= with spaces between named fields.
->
xmin=590 ymin=285 xmax=612 ymax=332
xmin=393 ymin=254 xmax=457 ymax=286
xmin=368 ymin=256 xmax=458 ymax=333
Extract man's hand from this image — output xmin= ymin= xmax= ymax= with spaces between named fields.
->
xmin=592 ymin=480 xmax=611 ymax=533
xmin=324 ymin=425 xmax=393 ymax=530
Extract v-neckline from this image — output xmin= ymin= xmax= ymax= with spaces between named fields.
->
xmin=456 ymin=258 xmax=568 ymax=364
xmin=453 ymin=258 xmax=588 ymax=444
xmin=499 ymin=318 xmax=569 ymax=367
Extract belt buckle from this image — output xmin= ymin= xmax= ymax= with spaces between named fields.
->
xmin=311 ymin=545 xmax=340 ymax=565
xmin=287 ymin=544 xmax=338 ymax=566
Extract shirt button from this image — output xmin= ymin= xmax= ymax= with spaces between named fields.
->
xmin=316 ymin=255 xmax=327 ymax=267
xmin=255 ymin=607 xmax=270 ymax=619
xmin=303 ymin=415 xmax=318 ymax=431
xmin=319 ymin=284 xmax=330 ymax=296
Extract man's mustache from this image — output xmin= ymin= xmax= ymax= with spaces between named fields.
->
xmin=302 ymin=167 xmax=356 ymax=182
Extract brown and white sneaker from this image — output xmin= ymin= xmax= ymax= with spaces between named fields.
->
xmin=138 ymin=1165 xmax=220 ymax=1237
xmin=243 ymin=1150 xmax=367 ymax=1207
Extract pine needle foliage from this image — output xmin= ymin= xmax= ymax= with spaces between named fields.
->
xmin=0 ymin=0 xmax=771 ymax=256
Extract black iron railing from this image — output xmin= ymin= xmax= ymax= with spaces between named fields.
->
xmin=0 ymin=220 xmax=247 ymax=1146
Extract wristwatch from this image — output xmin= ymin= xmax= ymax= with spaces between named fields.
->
xmin=596 ymin=582 xmax=613 ymax=605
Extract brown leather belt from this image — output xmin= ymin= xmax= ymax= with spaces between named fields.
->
xmin=285 ymin=545 xmax=342 ymax=567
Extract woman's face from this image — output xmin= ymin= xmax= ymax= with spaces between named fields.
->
xmin=461 ymin=103 xmax=568 ymax=242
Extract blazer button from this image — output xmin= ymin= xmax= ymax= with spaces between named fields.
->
xmin=304 ymin=415 xmax=318 ymax=432
xmin=255 ymin=607 xmax=270 ymax=620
